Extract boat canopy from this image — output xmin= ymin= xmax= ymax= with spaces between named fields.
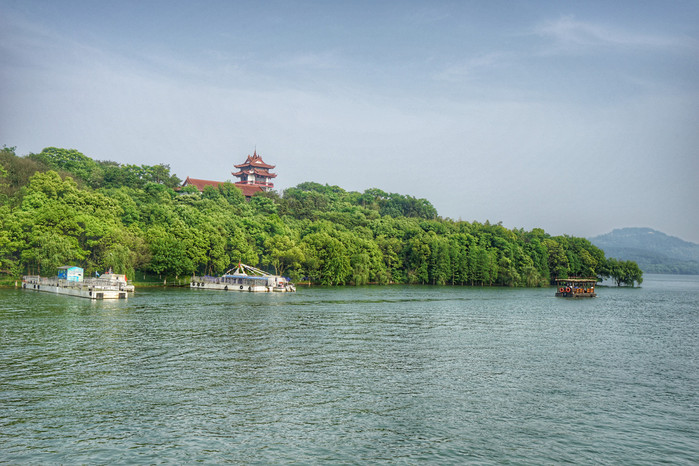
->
xmin=222 ymin=263 xmax=273 ymax=278
xmin=555 ymin=278 xmax=598 ymax=285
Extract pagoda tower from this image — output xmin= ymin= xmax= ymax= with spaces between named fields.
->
xmin=232 ymin=150 xmax=277 ymax=192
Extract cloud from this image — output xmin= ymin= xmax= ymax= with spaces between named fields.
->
xmin=534 ymin=15 xmax=697 ymax=52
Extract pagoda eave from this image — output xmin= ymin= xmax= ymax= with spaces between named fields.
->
xmin=231 ymin=171 xmax=277 ymax=178
xmin=234 ymin=163 xmax=276 ymax=169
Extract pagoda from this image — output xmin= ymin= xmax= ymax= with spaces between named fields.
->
xmin=232 ymin=150 xmax=276 ymax=192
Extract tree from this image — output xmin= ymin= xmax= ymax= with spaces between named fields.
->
xmin=449 ymin=233 xmax=473 ymax=285
xmin=21 ymin=229 xmax=87 ymax=276
xmin=250 ymin=195 xmax=278 ymax=215
xmin=543 ymin=238 xmax=569 ymax=280
xmin=146 ymin=227 xmax=194 ymax=277
xmin=376 ymin=235 xmax=403 ymax=283
xmin=263 ymin=235 xmax=304 ymax=277
xmin=468 ymin=244 xmax=496 ymax=286
xmin=351 ymin=252 xmax=371 ymax=285
xmin=218 ymin=182 xmax=245 ymax=205
xmin=604 ymin=258 xmax=644 ymax=287
xmin=0 ymin=206 xmax=25 ymax=276
xmin=300 ymin=230 xmax=351 ymax=285
xmin=202 ymin=185 xmax=220 ymax=200
xmin=405 ymin=235 xmax=430 ymax=284
xmin=427 ymin=233 xmax=451 ymax=285
xmin=497 ymin=256 xmax=520 ymax=287
xmin=0 ymin=147 xmax=51 ymax=198
xmin=30 ymin=147 xmax=101 ymax=185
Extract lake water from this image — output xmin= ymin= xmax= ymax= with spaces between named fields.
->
xmin=1 ymin=275 xmax=698 ymax=464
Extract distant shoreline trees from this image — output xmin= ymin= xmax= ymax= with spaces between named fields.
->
xmin=0 ymin=145 xmax=643 ymax=287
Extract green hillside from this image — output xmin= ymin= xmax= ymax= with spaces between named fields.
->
xmin=1 ymin=145 xmax=643 ymax=286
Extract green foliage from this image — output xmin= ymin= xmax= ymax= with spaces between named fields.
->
xmin=29 ymin=147 xmax=100 ymax=184
xmin=601 ymin=258 xmax=644 ymax=287
xmin=218 ymin=182 xmax=245 ymax=205
xmin=0 ymin=146 xmax=639 ymax=286
xmin=1 ymin=146 xmax=51 ymax=200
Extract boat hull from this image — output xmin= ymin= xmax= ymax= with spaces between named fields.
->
xmin=190 ymin=281 xmax=295 ymax=292
xmin=191 ymin=263 xmax=296 ymax=293
xmin=555 ymin=291 xmax=596 ymax=298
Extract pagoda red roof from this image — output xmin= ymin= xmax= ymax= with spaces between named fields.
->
xmin=181 ymin=177 xmax=262 ymax=198
xmin=231 ymin=168 xmax=277 ymax=178
xmin=182 ymin=177 xmax=225 ymax=191
xmin=234 ymin=183 xmax=264 ymax=197
xmin=233 ymin=150 xmax=275 ymax=169
xmin=182 ymin=150 xmax=275 ymax=198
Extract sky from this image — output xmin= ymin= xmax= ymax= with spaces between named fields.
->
xmin=2 ymin=0 xmax=698 ymax=242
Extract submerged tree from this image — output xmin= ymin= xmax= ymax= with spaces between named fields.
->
xmin=603 ymin=258 xmax=644 ymax=287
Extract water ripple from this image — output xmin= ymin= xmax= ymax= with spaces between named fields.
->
xmin=1 ymin=278 xmax=698 ymax=464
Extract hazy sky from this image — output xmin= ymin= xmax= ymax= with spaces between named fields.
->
xmin=2 ymin=1 xmax=698 ymax=242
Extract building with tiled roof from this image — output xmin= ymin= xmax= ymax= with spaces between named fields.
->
xmin=181 ymin=177 xmax=225 ymax=191
xmin=232 ymin=150 xmax=276 ymax=192
xmin=181 ymin=177 xmax=263 ymax=198
xmin=180 ymin=150 xmax=276 ymax=199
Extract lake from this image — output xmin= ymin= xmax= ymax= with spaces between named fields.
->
xmin=1 ymin=275 xmax=697 ymax=464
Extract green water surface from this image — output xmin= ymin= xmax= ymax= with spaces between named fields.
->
xmin=1 ymin=275 xmax=697 ymax=463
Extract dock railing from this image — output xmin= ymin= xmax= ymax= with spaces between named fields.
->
xmin=23 ymin=276 xmax=127 ymax=290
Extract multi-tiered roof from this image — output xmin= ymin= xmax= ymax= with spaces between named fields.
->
xmin=232 ymin=150 xmax=276 ymax=192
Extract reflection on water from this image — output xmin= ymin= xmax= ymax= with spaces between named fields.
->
xmin=1 ymin=276 xmax=698 ymax=463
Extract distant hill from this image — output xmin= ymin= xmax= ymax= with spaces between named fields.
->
xmin=590 ymin=228 xmax=699 ymax=275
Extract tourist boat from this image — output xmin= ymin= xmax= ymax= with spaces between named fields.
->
xmin=22 ymin=266 xmax=131 ymax=300
xmin=555 ymin=278 xmax=597 ymax=298
xmin=190 ymin=263 xmax=296 ymax=292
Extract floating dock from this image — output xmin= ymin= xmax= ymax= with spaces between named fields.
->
xmin=22 ymin=266 xmax=132 ymax=300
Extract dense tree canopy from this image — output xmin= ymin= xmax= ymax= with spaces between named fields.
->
xmin=0 ymin=146 xmax=642 ymax=286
